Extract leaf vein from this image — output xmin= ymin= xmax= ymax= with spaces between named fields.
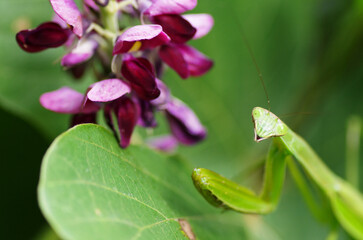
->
xmin=46 ymin=179 xmax=168 ymax=220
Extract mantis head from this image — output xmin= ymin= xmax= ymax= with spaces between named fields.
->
xmin=252 ymin=107 xmax=288 ymax=142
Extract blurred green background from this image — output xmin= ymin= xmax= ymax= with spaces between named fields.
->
xmin=0 ymin=0 xmax=362 ymax=239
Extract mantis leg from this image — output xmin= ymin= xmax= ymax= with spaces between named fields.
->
xmin=192 ymin=139 xmax=290 ymax=214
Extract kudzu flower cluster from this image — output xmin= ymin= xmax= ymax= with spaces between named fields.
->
xmin=16 ymin=0 xmax=214 ymax=149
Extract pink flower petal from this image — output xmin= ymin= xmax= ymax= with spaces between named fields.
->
xmin=61 ymin=38 xmax=98 ymax=67
xmin=146 ymin=135 xmax=178 ymax=152
xmin=150 ymin=79 xmax=171 ymax=107
xmin=144 ymin=0 xmax=197 ymax=16
xmin=50 ymin=0 xmax=83 ymax=37
xmin=182 ymin=14 xmax=214 ymax=39
xmin=151 ymin=14 xmax=196 ymax=43
xmin=87 ymin=79 xmax=131 ymax=102
xmin=158 ymin=44 xmax=189 ymax=78
xmin=165 ymin=98 xmax=206 ymax=145
xmin=134 ymin=98 xmax=157 ymax=127
xmin=178 ymin=44 xmax=213 ymax=77
xmin=40 ymin=87 xmax=84 ymax=114
xmin=113 ymin=25 xmax=170 ymax=54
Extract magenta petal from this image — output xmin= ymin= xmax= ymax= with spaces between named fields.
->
xmin=159 ymin=44 xmax=189 ymax=78
xmin=144 ymin=0 xmax=197 ymax=16
xmin=82 ymin=97 xmax=101 ymax=113
xmin=150 ymin=79 xmax=171 ymax=107
xmin=94 ymin=0 xmax=109 ymax=6
xmin=50 ymin=0 xmax=83 ymax=37
xmin=121 ymin=57 xmax=160 ymax=100
xmin=135 ymin=98 xmax=157 ymax=127
xmin=103 ymin=102 xmax=116 ymax=132
xmin=151 ymin=14 xmax=196 ymax=43
xmin=16 ymin=22 xmax=69 ymax=53
xmin=68 ymin=62 xmax=88 ymax=79
xmin=87 ymin=79 xmax=131 ymax=102
xmin=178 ymin=44 xmax=213 ymax=77
xmin=40 ymin=87 xmax=84 ymax=114
xmin=165 ymin=99 xmax=206 ymax=145
xmin=52 ymin=14 xmax=68 ymax=28
xmin=61 ymin=38 xmax=98 ymax=67
xmin=116 ymin=97 xmax=139 ymax=148
xmin=83 ymin=0 xmax=99 ymax=10
xmin=182 ymin=14 xmax=214 ymax=39
xmin=138 ymin=0 xmax=152 ymax=12
xmin=71 ymin=112 xmax=97 ymax=127
xmin=146 ymin=135 xmax=178 ymax=152
xmin=113 ymin=25 xmax=170 ymax=54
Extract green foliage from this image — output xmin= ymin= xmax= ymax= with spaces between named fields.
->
xmin=38 ymin=124 xmax=247 ymax=240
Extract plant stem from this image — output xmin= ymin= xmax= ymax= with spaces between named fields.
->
xmin=346 ymin=116 xmax=361 ymax=189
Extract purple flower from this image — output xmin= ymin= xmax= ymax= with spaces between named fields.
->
xmin=150 ymin=78 xmax=171 ymax=107
xmin=68 ymin=62 xmax=88 ymax=79
xmin=143 ymin=0 xmax=197 ymax=16
xmin=40 ymin=79 xmax=140 ymax=148
xmin=146 ymin=135 xmax=178 ymax=152
xmin=20 ymin=0 xmax=213 ymax=149
xmin=159 ymin=44 xmax=213 ymax=79
xmin=39 ymin=79 xmax=130 ymax=116
xmin=50 ymin=0 xmax=84 ymax=37
xmin=61 ymin=37 xmax=98 ymax=67
xmin=71 ymin=113 xmax=97 ymax=127
xmin=121 ymin=55 xmax=160 ymax=100
xmin=104 ymin=96 xmax=139 ymax=148
xmin=182 ymin=14 xmax=214 ymax=39
xmin=96 ymin=0 xmax=109 ymax=6
xmin=151 ymin=14 xmax=196 ymax=43
xmin=87 ymin=78 xmax=131 ymax=102
xmin=16 ymin=22 xmax=69 ymax=53
xmin=165 ymin=99 xmax=206 ymax=145
xmin=83 ymin=0 xmax=100 ymax=10
xmin=135 ymin=98 xmax=157 ymax=127
xmin=39 ymin=87 xmax=99 ymax=114
xmin=113 ymin=25 xmax=170 ymax=54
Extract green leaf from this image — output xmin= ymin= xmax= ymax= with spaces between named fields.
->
xmin=38 ymin=124 xmax=248 ymax=240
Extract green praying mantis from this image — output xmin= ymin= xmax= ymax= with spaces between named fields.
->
xmin=192 ymin=107 xmax=363 ymax=239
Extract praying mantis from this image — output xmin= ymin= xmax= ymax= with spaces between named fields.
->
xmin=192 ymin=107 xmax=363 ymax=239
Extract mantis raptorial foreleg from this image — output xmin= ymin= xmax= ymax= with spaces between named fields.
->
xmin=193 ymin=139 xmax=289 ymax=214
xmin=192 ymin=107 xmax=363 ymax=240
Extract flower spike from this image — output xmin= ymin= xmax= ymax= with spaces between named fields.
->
xmin=20 ymin=0 xmax=213 ymax=149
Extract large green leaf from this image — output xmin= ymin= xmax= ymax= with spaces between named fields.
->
xmin=38 ymin=124 xmax=248 ymax=239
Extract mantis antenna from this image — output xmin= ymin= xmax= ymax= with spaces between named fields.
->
xmin=233 ymin=11 xmax=271 ymax=110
